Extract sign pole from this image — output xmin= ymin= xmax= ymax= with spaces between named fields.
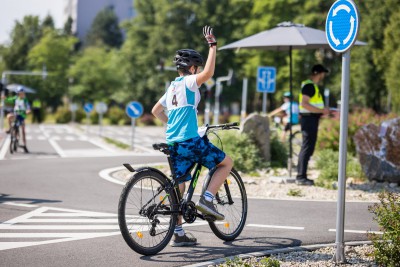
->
xmin=262 ymin=92 xmax=267 ymax=114
xmin=131 ymin=118 xmax=136 ymax=150
xmin=241 ymin=78 xmax=248 ymax=123
xmin=99 ymin=113 xmax=103 ymax=136
xmin=335 ymin=50 xmax=351 ymax=263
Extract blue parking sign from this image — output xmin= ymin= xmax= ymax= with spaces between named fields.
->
xmin=257 ymin=66 xmax=276 ymax=93
xmin=125 ymin=101 xmax=143 ymax=118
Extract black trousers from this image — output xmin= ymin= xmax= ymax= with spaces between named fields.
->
xmin=296 ymin=115 xmax=320 ymax=179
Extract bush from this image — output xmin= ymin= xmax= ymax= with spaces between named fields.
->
xmin=315 ymin=149 xmax=365 ymax=188
xmin=74 ymin=109 xmax=85 ymax=123
xmin=210 ymin=131 xmax=268 ymax=173
xmin=139 ymin=113 xmax=156 ymax=126
xmin=317 ymin=108 xmax=397 ymax=155
xmin=270 ymin=136 xmax=288 ymax=168
xmin=55 ymin=107 xmax=72 ymax=123
xmin=107 ymin=106 xmax=127 ymax=125
xmin=368 ymin=192 xmax=400 ymax=266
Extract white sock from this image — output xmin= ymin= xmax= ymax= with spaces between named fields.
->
xmin=203 ymin=190 xmax=214 ymax=202
xmin=174 ymin=225 xmax=185 ymax=236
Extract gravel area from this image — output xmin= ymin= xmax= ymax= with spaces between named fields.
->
xmin=111 ymin=165 xmax=400 ymax=202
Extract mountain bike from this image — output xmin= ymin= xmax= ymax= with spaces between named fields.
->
xmin=118 ymin=122 xmax=247 ymax=256
xmin=9 ymin=115 xmax=22 ymax=154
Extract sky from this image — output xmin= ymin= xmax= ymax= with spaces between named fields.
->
xmin=0 ymin=0 xmax=65 ymax=44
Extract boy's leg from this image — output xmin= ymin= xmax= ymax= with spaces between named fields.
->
xmin=205 ymin=156 xmax=233 ymax=195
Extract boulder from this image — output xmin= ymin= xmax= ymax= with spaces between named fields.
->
xmin=240 ymin=113 xmax=270 ymax=161
xmin=353 ymin=118 xmax=400 ymax=183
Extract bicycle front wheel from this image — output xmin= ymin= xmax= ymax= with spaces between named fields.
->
xmin=290 ymin=130 xmax=302 ymax=165
xmin=118 ymin=170 xmax=178 ymax=255
xmin=207 ymin=168 xmax=247 ymax=241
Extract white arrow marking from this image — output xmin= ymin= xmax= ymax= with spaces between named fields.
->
xmin=129 ymin=105 xmax=139 ymax=115
xmin=343 ymin=16 xmax=355 ymax=45
xmin=333 ymin=4 xmax=351 ymax=16
xmin=329 ymin=21 xmax=341 ymax=46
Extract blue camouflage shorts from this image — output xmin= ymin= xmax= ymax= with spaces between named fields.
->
xmin=168 ymin=136 xmax=226 ymax=184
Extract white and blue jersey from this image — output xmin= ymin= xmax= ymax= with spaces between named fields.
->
xmin=159 ymin=75 xmax=201 ymax=144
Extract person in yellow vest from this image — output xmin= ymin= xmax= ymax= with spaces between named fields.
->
xmin=296 ymin=64 xmax=329 ymax=185
xmin=32 ymin=97 xmax=42 ymax=123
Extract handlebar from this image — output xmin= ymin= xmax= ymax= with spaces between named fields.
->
xmin=205 ymin=122 xmax=240 ymax=132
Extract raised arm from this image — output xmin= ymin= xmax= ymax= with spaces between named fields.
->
xmin=196 ymin=26 xmax=217 ymax=86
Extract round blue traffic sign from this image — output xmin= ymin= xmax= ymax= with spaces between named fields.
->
xmin=125 ymin=101 xmax=143 ymax=118
xmin=83 ymin=103 xmax=93 ymax=113
xmin=326 ymin=0 xmax=359 ymax=53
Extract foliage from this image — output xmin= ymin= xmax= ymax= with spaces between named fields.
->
xmin=317 ymin=109 xmax=398 ymax=155
xmin=86 ymin=7 xmax=123 ymax=48
xmin=138 ymin=113 xmax=156 ymax=126
xmin=287 ymin=188 xmax=303 ymax=197
xmin=368 ymin=192 xmax=400 ymax=266
xmin=315 ymin=149 xmax=366 ymax=189
xmin=55 ymin=107 xmax=72 ymax=124
xmin=220 ymin=256 xmax=280 ymax=267
xmin=270 ymin=136 xmax=287 ymax=168
xmin=210 ymin=131 xmax=267 ymax=173
xmin=107 ymin=106 xmax=126 ymax=125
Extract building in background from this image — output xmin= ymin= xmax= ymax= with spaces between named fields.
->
xmin=64 ymin=0 xmax=135 ymax=42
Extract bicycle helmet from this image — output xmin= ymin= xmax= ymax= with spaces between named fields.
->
xmin=173 ymin=49 xmax=204 ymax=71
xmin=283 ymin=92 xmax=291 ymax=98
xmin=16 ymin=86 xmax=25 ymax=93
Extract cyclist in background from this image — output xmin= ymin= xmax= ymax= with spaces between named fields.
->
xmin=6 ymin=87 xmax=31 ymax=153
xmin=268 ymin=91 xmax=299 ymax=142
xmin=152 ymin=26 xmax=233 ymax=247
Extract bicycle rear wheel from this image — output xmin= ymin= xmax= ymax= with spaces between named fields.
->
xmin=207 ymin=168 xmax=247 ymax=241
xmin=9 ymin=127 xmax=18 ymax=154
xmin=118 ymin=170 xmax=178 ymax=255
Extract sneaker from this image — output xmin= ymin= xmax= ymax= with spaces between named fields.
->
xmin=296 ymin=178 xmax=314 ymax=186
xmin=23 ymin=146 xmax=29 ymax=153
xmin=196 ymin=196 xmax=225 ymax=220
xmin=170 ymin=233 xmax=197 ymax=247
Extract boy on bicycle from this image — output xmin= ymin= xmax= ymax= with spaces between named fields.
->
xmin=152 ymin=26 xmax=233 ymax=247
xmin=5 ymin=87 xmax=31 ymax=153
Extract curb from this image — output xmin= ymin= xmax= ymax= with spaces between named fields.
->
xmin=181 ymin=241 xmax=373 ymax=267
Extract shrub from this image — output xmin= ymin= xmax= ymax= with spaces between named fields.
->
xmin=317 ymin=108 xmax=397 ymax=155
xmin=74 ymin=109 xmax=85 ymax=123
xmin=139 ymin=113 xmax=156 ymax=126
xmin=210 ymin=131 xmax=268 ymax=173
xmin=368 ymin=192 xmax=400 ymax=266
xmin=55 ymin=107 xmax=72 ymax=123
xmin=107 ymin=106 xmax=126 ymax=125
xmin=315 ymin=149 xmax=365 ymax=188
xmin=270 ymin=136 xmax=288 ymax=168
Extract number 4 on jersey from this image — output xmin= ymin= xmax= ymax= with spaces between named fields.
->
xmin=172 ymin=95 xmax=178 ymax=106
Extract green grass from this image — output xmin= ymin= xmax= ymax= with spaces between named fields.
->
xmin=103 ymin=137 xmax=130 ymax=149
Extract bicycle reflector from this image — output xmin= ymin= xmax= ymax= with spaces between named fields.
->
xmin=136 ymin=232 xmax=143 ymax=238
xmin=224 ymin=222 xmax=230 ymax=228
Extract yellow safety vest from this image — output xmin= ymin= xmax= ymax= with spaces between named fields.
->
xmin=299 ymin=79 xmax=324 ymax=113
xmin=33 ymin=99 xmax=42 ymax=108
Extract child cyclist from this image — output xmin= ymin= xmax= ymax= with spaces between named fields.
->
xmin=152 ymin=26 xmax=233 ymax=247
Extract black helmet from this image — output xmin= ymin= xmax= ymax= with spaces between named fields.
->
xmin=173 ymin=49 xmax=204 ymax=69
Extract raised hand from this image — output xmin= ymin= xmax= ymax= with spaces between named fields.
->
xmin=203 ymin=25 xmax=217 ymax=47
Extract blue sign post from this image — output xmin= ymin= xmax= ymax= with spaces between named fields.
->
xmin=125 ymin=101 xmax=143 ymax=150
xmin=326 ymin=0 xmax=360 ymax=263
xmin=257 ymin=66 xmax=276 ymax=114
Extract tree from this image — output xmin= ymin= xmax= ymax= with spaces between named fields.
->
xmin=28 ymin=29 xmax=78 ymax=109
xmin=86 ymin=7 xmax=123 ymax=48
xmin=63 ymin=16 xmax=74 ymax=36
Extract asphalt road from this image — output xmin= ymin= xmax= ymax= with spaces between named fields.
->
xmin=0 ymin=125 xmax=379 ymax=267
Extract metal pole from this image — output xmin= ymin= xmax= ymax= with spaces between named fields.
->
xmin=213 ymin=82 xmax=221 ymax=125
xmin=98 ymin=113 xmax=103 ymax=136
xmin=131 ymin=118 xmax=136 ymax=150
xmin=288 ymin=46 xmax=293 ymax=178
xmin=204 ymin=88 xmax=211 ymax=125
xmin=262 ymin=92 xmax=267 ymax=114
xmin=335 ymin=50 xmax=351 ymax=263
xmin=241 ymin=78 xmax=248 ymax=123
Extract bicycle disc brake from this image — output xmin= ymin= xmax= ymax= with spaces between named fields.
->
xmin=182 ymin=201 xmax=197 ymax=223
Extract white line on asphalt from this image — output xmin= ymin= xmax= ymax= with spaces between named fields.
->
xmin=247 ymin=224 xmax=304 ymax=230
xmin=2 ymin=202 xmax=38 ymax=208
xmin=328 ymin=229 xmax=383 ymax=235
xmin=0 ymin=136 xmax=10 ymax=160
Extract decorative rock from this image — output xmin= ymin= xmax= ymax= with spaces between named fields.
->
xmin=354 ymin=118 xmax=400 ymax=183
xmin=240 ymin=113 xmax=270 ymax=161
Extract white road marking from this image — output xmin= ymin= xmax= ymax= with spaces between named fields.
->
xmin=0 ymin=136 xmax=10 ymax=160
xmin=2 ymin=202 xmax=38 ymax=208
xmin=328 ymin=229 xmax=383 ymax=235
xmin=247 ymin=224 xmax=304 ymax=230
xmin=0 ymin=205 xmax=206 ymax=251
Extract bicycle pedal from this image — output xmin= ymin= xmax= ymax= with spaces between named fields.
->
xmin=204 ymin=215 xmax=217 ymax=222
